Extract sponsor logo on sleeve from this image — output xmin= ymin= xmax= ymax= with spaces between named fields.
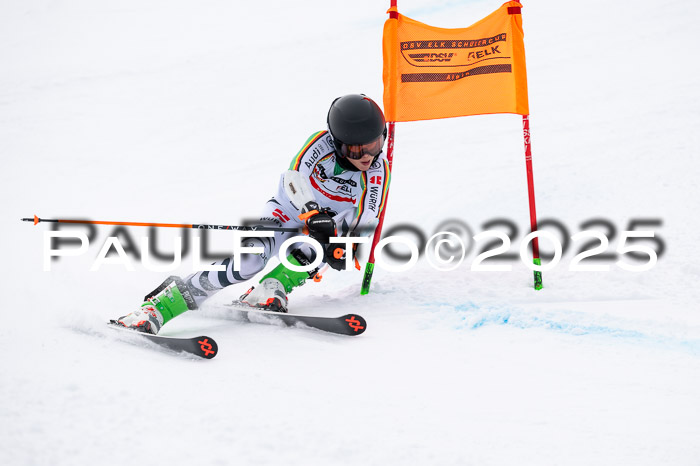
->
xmin=271 ymin=209 xmax=290 ymax=223
xmin=304 ymin=145 xmax=325 ymax=169
xmin=368 ymin=186 xmax=380 ymax=212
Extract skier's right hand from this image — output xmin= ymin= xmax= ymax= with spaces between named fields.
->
xmin=299 ymin=201 xmax=337 ymax=244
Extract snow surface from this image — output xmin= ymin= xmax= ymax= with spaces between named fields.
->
xmin=2 ymin=0 xmax=700 ymax=465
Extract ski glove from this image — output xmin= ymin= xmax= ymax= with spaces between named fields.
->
xmin=325 ymin=242 xmax=362 ymax=271
xmin=299 ymin=201 xmax=358 ymax=271
xmin=299 ymin=201 xmax=337 ymax=244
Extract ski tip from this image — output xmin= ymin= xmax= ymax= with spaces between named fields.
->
xmin=194 ymin=336 xmax=218 ymax=359
xmin=341 ymin=314 xmax=367 ymax=336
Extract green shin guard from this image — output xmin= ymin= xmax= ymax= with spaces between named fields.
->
xmin=144 ymin=276 xmax=198 ymax=325
xmin=261 ymin=253 xmax=314 ymax=293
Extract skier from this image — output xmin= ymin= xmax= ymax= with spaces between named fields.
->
xmin=115 ymin=94 xmax=390 ymax=334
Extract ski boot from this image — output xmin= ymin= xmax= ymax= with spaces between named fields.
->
xmin=113 ymin=276 xmax=198 ymax=334
xmin=240 ymin=278 xmax=289 ymax=313
xmin=239 ymin=250 xmax=316 ymax=313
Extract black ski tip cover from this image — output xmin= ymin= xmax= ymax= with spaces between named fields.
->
xmin=342 ymin=314 xmax=367 ymax=335
xmin=194 ymin=336 xmax=218 ymax=359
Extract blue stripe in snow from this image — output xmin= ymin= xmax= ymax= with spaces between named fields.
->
xmin=428 ymin=302 xmax=700 ymax=355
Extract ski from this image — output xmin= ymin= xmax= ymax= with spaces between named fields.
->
xmin=108 ymin=321 xmax=218 ymax=359
xmin=224 ymin=302 xmax=367 ymax=336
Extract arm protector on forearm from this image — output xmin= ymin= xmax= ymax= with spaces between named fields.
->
xmin=283 ymin=170 xmax=316 ymax=212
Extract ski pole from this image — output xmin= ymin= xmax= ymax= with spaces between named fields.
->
xmin=361 ymin=121 xmax=395 ymax=295
xmin=20 ymin=215 xmax=300 ymax=232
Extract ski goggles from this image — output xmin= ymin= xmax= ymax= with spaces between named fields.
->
xmin=338 ymin=134 xmax=385 ymax=160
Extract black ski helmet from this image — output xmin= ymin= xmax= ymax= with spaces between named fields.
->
xmin=327 ymin=94 xmax=387 ymax=159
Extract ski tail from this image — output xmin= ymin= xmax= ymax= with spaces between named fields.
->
xmin=224 ymin=303 xmax=367 ymax=336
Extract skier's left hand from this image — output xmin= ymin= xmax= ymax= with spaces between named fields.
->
xmin=324 ymin=242 xmax=360 ymax=271
xmin=325 ymin=243 xmax=347 ymax=271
